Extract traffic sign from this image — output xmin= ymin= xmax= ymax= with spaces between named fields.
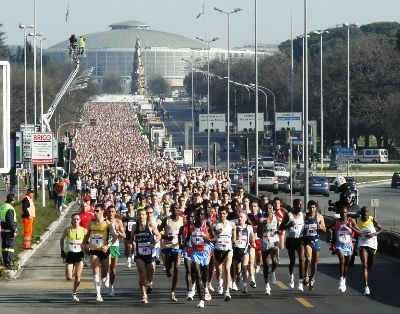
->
xmin=209 ymin=142 xmax=220 ymax=153
xmin=237 ymin=113 xmax=263 ymax=132
xmin=275 ymin=112 xmax=302 ymax=131
xmin=335 ymin=147 xmax=355 ymax=155
xmin=370 ymin=199 xmax=379 ymax=207
xmin=64 ymin=149 xmax=77 ymax=161
xmin=296 ymin=150 xmax=301 ymax=156
xmin=31 ymin=133 xmax=54 ymax=164
xmin=23 ymin=140 xmax=32 ymax=161
xmin=199 ymin=114 xmax=225 ymax=133
xmin=15 ymin=132 xmax=23 ymax=163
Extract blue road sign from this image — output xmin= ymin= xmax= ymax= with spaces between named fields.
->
xmin=296 ymin=150 xmax=301 ymax=156
xmin=335 ymin=147 xmax=354 ymax=155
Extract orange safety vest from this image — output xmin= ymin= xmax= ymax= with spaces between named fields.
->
xmin=21 ymin=195 xmax=36 ymax=218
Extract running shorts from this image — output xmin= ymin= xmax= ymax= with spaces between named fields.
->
xmin=304 ymin=238 xmax=321 ymax=252
xmin=89 ymin=249 xmax=110 ymax=260
xmin=65 ymin=251 xmax=84 ymax=264
xmin=359 ymin=246 xmax=377 ymax=255
xmin=285 ymin=237 xmax=305 ymax=251
xmin=213 ymin=249 xmax=231 ymax=264
xmin=336 ymin=243 xmax=353 ymax=256
xmin=110 ymin=246 xmax=120 ymax=259
xmin=190 ymin=249 xmax=210 ymax=266
xmin=162 ymin=248 xmax=182 ymax=257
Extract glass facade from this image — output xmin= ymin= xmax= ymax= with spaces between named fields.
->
xmin=45 ymin=47 xmax=269 ymax=87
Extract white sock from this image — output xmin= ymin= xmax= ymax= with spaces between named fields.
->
xmin=93 ymin=275 xmax=101 ymax=295
xmin=243 ymin=283 xmax=247 ymax=288
xmin=250 ymin=276 xmax=255 ymax=282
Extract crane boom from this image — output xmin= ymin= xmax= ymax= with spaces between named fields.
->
xmin=43 ymin=58 xmax=80 ymax=132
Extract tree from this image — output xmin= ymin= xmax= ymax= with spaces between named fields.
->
xmin=0 ymin=23 xmax=10 ymax=60
xmin=102 ymin=70 xmax=123 ymax=94
xmin=147 ymin=75 xmax=170 ymax=96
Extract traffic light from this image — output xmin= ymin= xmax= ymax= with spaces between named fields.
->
xmin=317 ymin=152 xmax=321 ymax=162
xmin=310 ymin=148 xmax=314 ymax=162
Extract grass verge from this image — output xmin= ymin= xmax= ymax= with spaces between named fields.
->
xmin=0 ymin=190 xmax=76 ymax=276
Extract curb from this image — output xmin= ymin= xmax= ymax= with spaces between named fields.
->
xmin=6 ymin=201 xmax=76 ymax=278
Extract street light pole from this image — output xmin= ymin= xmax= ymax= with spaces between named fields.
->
xmin=196 ymin=36 xmax=221 ymax=169
xmin=215 ymin=6 xmax=244 ymax=173
xmin=297 ymin=34 xmax=309 ymax=163
xmin=313 ymin=30 xmax=328 ymax=173
xmin=342 ymin=23 xmax=358 ymax=148
xmin=19 ymin=24 xmax=34 ymax=139
xmin=37 ymin=36 xmax=47 ymax=206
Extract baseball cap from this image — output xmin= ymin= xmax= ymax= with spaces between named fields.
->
xmin=27 ymin=188 xmax=34 ymax=193
xmin=84 ymin=196 xmax=91 ymax=201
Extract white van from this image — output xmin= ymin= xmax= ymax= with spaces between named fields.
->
xmin=356 ymin=149 xmax=388 ymax=163
xmin=162 ymin=148 xmax=178 ymax=159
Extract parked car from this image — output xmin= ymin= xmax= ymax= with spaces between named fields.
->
xmin=300 ymin=176 xmax=330 ymax=197
xmin=391 ymin=173 xmax=400 ymax=188
xmin=223 ymin=141 xmax=235 ymax=152
xmin=172 ymin=155 xmax=184 ymax=167
xmin=239 ymin=167 xmax=253 ymax=178
xmin=261 ymin=156 xmax=275 ymax=168
xmin=333 ymin=176 xmax=347 ymax=193
xmin=292 ymin=169 xmax=316 ymax=193
xmin=274 ymin=166 xmax=290 ymax=177
xmin=228 ymin=169 xmax=244 ymax=188
xmin=39 ymin=167 xmax=65 ymax=187
xmin=326 ymin=176 xmax=336 ymax=191
xmin=345 ymin=176 xmax=357 ymax=191
xmin=277 ymin=175 xmax=290 ymax=193
xmin=250 ymin=169 xmax=278 ymax=194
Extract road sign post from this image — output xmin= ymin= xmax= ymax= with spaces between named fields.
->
xmin=31 ymin=133 xmax=54 ymax=164
xmin=371 ymin=198 xmax=379 ymax=218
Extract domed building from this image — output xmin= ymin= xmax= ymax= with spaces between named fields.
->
xmin=46 ymin=21 xmax=275 ymax=89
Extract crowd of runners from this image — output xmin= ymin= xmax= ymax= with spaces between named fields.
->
xmin=59 ymin=100 xmax=382 ymax=306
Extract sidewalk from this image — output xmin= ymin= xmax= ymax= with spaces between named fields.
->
xmin=0 ymin=185 xmax=76 ymax=277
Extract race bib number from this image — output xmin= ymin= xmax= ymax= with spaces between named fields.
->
xmin=306 ymin=223 xmax=317 ymax=236
xmin=168 ymin=230 xmax=179 ymax=244
xmin=216 ymin=234 xmax=232 ymax=249
xmin=338 ymin=231 xmax=351 ymax=244
xmin=362 ymin=230 xmax=371 ymax=238
xmin=235 ymin=235 xmax=247 ymax=249
xmin=69 ymin=240 xmax=82 ymax=252
xmin=91 ymin=234 xmax=104 ymax=247
xmin=138 ymin=242 xmax=151 ymax=255
xmin=191 ymin=231 xmax=204 ymax=245
xmin=263 ymin=230 xmax=275 ymax=243
xmin=127 ymin=221 xmax=136 ymax=231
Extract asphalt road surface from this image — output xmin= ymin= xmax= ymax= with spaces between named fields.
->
xmin=0 ymin=200 xmax=399 ymax=314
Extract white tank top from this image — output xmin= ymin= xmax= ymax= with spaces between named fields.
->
xmin=215 ymin=220 xmax=233 ymax=251
xmin=288 ymin=212 xmax=304 ymax=238
xmin=108 ymin=220 xmax=119 ymax=247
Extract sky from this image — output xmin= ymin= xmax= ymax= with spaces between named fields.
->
xmin=2 ymin=0 xmax=400 ymax=50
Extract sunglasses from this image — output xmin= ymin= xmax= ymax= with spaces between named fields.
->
xmin=94 ymin=210 xmax=101 ymax=213
xmin=146 ymin=212 xmax=154 ymax=214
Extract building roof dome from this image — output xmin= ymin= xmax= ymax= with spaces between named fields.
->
xmin=49 ymin=21 xmax=204 ymax=50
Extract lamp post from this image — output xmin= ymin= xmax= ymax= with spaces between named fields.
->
xmin=251 ymin=83 xmax=275 ymax=145
xmin=313 ymin=30 xmax=329 ymax=173
xmin=196 ymin=36 xmax=221 ymax=169
xmin=343 ymin=23 xmax=358 ymax=148
xmin=248 ymin=84 xmax=268 ymax=121
xmin=28 ymin=32 xmax=42 ymax=126
xmin=182 ymin=56 xmax=201 ymax=166
xmin=297 ymin=34 xmax=310 ymax=163
xmin=214 ymin=6 xmax=244 ymax=173
xmin=36 ymin=36 xmax=47 ymax=206
xmin=19 ymin=24 xmax=34 ymax=139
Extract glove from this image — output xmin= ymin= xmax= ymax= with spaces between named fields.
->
xmin=61 ymin=251 xmax=66 ymax=259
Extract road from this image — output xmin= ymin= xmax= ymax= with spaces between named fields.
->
xmin=161 ymin=102 xmax=400 ymax=229
xmin=162 ymin=101 xmax=270 ymax=169
xmin=0 ymin=195 xmax=399 ymax=312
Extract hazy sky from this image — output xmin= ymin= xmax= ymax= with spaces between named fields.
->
xmin=2 ymin=0 xmax=399 ymax=50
